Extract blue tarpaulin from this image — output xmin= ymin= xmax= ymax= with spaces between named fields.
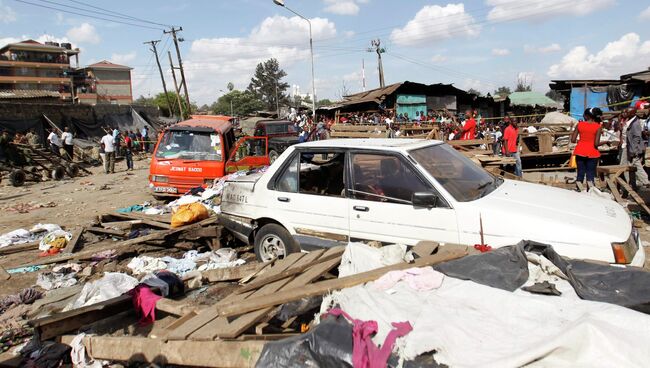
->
xmin=570 ymin=87 xmax=610 ymax=120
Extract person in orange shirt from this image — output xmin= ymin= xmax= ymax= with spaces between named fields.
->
xmin=503 ymin=117 xmax=521 ymax=177
xmin=461 ymin=110 xmax=476 ymax=140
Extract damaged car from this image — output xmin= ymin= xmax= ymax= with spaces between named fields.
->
xmin=218 ymin=139 xmax=645 ymax=267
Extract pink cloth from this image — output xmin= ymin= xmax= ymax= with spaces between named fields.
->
xmin=373 ymin=267 xmax=444 ymax=291
xmin=127 ymin=285 xmax=161 ymax=325
xmin=325 ymin=308 xmax=412 ymax=368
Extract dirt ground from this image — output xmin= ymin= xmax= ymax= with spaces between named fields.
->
xmin=0 ymin=155 xmax=157 ymax=233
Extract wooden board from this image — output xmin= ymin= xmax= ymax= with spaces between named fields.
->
xmin=62 ymin=227 xmax=84 ymax=254
xmin=616 ymin=177 xmax=650 ymax=215
xmin=0 ymin=240 xmax=39 ymax=255
xmin=607 ymin=179 xmax=624 ymax=204
xmin=59 ymin=335 xmax=265 ymax=368
xmin=203 ymin=263 xmax=263 ymax=283
xmin=86 ymin=226 xmax=126 ymax=237
xmin=330 ymin=131 xmax=388 ymax=138
xmin=331 ymin=124 xmax=387 ymax=132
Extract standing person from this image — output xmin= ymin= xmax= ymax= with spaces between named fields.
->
xmin=47 ymin=129 xmax=61 ymax=156
xmin=141 ymin=126 xmax=149 ymax=152
xmin=503 ymin=117 xmax=522 ymax=177
xmin=25 ymin=129 xmax=39 ymax=147
xmin=122 ymin=131 xmax=134 ymax=171
xmin=571 ymin=108 xmax=602 ymax=188
xmin=618 ymin=109 xmax=634 ymax=181
xmin=60 ymin=127 xmax=74 ymax=160
xmin=0 ymin=130 xmax=9 ymax=163
xmin=101 ymin=131 xmax=116 ymax=174
xmin=461 ymin=110 xmax=476 ymax=140
xmin=625 ymin=107 xmax=649 ymax=189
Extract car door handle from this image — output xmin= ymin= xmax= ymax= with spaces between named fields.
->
xmin=277 ymin=197 xmax=290 ymax=202
xmin=353 ymin=205 xmax=369 ymax=212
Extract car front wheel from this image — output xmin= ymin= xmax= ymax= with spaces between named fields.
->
xmin=254 ymin=223 xmax=300 ymax=262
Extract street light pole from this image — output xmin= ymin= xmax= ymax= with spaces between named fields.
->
xmin=273 ymin=0 xmax=316 ymax=121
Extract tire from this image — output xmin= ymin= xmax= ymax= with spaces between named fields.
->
xmin=9 ymin=169 xmax=26 ymax=187
xmin=66 ymin=163 xmax=80 ymax=177
xmin=269 ymin=150 xmax=279 ymax=164
xmin=51 ymin=166 xmax=65 ymax=181
xmin=254 ymin=224 xmax=300 ymax=262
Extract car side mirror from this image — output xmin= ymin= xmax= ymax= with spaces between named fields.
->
xmin=412 ymin=192 xmax=438 ymax=208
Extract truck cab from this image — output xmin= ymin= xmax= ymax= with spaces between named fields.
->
xmin=149 ymin=115 xmax=269 ymax=197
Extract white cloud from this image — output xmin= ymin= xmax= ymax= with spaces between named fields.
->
xmin=110 ymin=52 xmax=136 ymax=65
xmin=390 ymin=4 xmax=480 ymax=46
xmin=640 ymin=6 xmax=650 ymax=20
xmin=323 ymin=0 xmax=360 ymax=15
xmin=524 ymin=43 xmax=561 ymax=54
xmin=492 ymin=48 xmax=510 ymax=56
xmin=171 ymin=15 xmax=338 ymax=104
xmin=487 ymin=0 xmax=614 ymax=22
xmin=0 ymin=34 xmax=71 ymax=47
xmin=66 ymin=23 xmax=100 ymax=44
xmin=548 ymin=33 xmax=650 ymax=79
xmin=431 ymin=54 xmax=448 ymax=63
xmin=0 ymin=1 xmax=16 ymax=23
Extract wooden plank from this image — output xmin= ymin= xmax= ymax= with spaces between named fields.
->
xmin=86 ymin=226 xmax=126 ymax=237
xmin=168 ymin=252 xmax=305 ymax=341
xmin=616 ymin=177 xmax=650 ymax=215
xmin=217 ymin=245 xmax=468 ymax=318
xmin=203 ymin=262 xmax=263 ymax=283
xmin=330 ymin=131 xmax=388 ymax=138
xmin=0 ymin=264 xmax=10 ymax=280
xmin=62 ymin=227 xmax=84 ymax=254
xmin=447 ymin=139 xmax=488 ymax=146
xmin=607 ymin=179 xmax=624 ymax=204
xmin=190 ymin=253 xmax=309 ymax=340
xmin=0 ymin=240 xmax=39 ymax=255
xmin=59 ymin=335 xmax=265 ymax=368
xmin=331 ymin=124 xmax=387 ymax=132
xmin=153 ymin=311 xmax=198 ymax=340
xmin=110 ymin=211 xmax=173 ymax=224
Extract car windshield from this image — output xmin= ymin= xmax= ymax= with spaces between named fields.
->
xmin=155 ymin=130 xmax=223 ymax=161
xmin=409 ymin=144 xmax=502 ymax=202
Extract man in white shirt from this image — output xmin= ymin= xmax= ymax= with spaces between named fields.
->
xmin=100 ymin=131 xmax=116 ymax=174
xmin=47 ymin=129 xmax=61 ymax=156
xmin=60 ymin=127 xmax=74 ymax=160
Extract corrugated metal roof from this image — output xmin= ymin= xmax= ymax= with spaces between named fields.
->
xmin=0 ymin=89 xmax=61 ymax=99
xmin=508 ymin=91 xmax=559 ymax=108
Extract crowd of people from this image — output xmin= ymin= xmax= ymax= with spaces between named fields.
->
xmin=99 ymin=127 xmax=151 ymax=174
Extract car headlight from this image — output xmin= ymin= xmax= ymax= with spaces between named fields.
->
xmin=611 ymin=229 xmax=639 ymax=264
xmin=152 ymin=175 xmax=169 ymax=183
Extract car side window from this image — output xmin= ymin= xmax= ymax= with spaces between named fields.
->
xmin=275 ymin=153 xmax=299 ymax=193
xmin=299 ymin=152 xmax=346 ymax=197
xmin=350 ymin=153 xmax=431 ymax=204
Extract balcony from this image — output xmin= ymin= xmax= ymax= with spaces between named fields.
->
xmin=0 ymin=76 xmax=70 ymax=84
xmin=0 ymin=60 xmax=70 ymax=69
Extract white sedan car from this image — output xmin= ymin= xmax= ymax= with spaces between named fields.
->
xmin=219 ymin=139 xmax=644 ymax=266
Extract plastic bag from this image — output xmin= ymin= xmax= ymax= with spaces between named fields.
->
xmin=171 ymin=202 xmax=209 ymax=228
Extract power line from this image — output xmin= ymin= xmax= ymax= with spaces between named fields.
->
xmin=66 ymin=0 xmax=173 ymax=27
xmin=13 ymin=0 xmax=164 ymax=30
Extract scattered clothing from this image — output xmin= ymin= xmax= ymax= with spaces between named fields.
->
xmin=128 ymin=285 xmax=161 ymax=325
xmin=69 ymin=333 xmax=103 ymax=368
xmin=373 ymin=267 xmax=445 ymax=292
xmin=64 ymin=273 xmax=138 ymax=311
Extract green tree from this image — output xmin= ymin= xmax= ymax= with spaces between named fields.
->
xmin=545 ymin=89 xmax=564 ymax=102
xmin=134 ymin=95 xmax=154 ymax=105
xmin=317 ymin=98 xmax=333 ymax=108
xmin=467 ymin=88 xmax=482 ymax=96
xmin=153 ymin=92 xmax=194 ymax=119
xmin=515 ymin=77 xmax=532 ymax=92
xmin=494 ymin=86 xmax=511 ymax=98
xmin=211 ymin=90 xmax=264 ymax=117
xmin=247 ymin=58 xmax=290 ymax=111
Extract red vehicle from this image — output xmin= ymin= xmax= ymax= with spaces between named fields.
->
xmin=149 ymin=115 xmax=269 ymax=197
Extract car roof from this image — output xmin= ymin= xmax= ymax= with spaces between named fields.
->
xmin=295 ymin=138 xmax=443 ymax=151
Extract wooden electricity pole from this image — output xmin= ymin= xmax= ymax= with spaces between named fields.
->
xmin=168 ymin=51 xmax=184 ymax=118
xmin=368 ymin=39 xmax=385 ymax=88
xmin=143 ymin=40 xmax=172 ymax=115
xmin=164 ymin=27 xmax=191 ymax=113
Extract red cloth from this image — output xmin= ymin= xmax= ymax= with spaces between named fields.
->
xmin=503 ymin=125 xmax=518 ymax=154
xmin=324 ymin=308 xmax=413 ymax=368
xmin=461 ymin=118 xmax=476 ymax=140
xmin=127 ymin=285 xmax=161 ymax=325
xmin=573 ymin=121 xmax=601 ymax=158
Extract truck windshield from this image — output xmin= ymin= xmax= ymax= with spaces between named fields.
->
xmin=409 ymin=144 xmax=501 ymax=202
xmin=155 ymin=130 xmax=223 ymax=161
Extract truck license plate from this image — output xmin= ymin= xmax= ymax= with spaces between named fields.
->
xmin=153 ymin=186 xmax=177 ymax=194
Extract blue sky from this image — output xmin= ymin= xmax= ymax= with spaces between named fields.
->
xmin=1 ymin=0 xmax=650 ymax=104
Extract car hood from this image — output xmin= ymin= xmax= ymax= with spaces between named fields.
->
xmin=226 ymin=171 xmax=264 ymax=183
xmin=466 ymin=179 xmax=630 ymax=243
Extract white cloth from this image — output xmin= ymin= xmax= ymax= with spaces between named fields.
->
xmin=47 ymin=132 xmax=61 ymax=146
xmin=127 ymin=256 xmax=167 ymax=275
xmin=64 ymin=272 xmax=138 ymax=311
xmin=338 ymin=242 xmax=408 ymax=278
xmin=70 ymin=333 xmax=103 ymax=368
xmin=61 ymin=132 xmax=73 ymax=145
xmin=100 ymin=134 xmax=115 ymax=153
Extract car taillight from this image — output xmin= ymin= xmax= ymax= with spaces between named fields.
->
xmin=152 ymin=175 xmax=169 ymax=183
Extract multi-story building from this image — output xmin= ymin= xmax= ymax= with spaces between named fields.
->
xmin=76 ymin=61 xmax=133 ymax=105
xmin=0 ymin=39 xmax=79 ymax=101
xmin=0 ymin=40 xmax=133 ymax=105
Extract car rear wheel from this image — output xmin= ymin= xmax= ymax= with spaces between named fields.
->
xmin=269 ymin=150 xmax=279 ymax=164
xmin=254 ymin=223 xmax=300 ymax=262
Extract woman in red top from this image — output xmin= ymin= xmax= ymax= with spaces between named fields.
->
xmin=571 ymin=107 xmax=602 ymax=187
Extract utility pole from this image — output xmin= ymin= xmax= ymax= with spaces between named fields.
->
xmin=368 ymin=39 xmax=385 ymax=88
xmin=144 ymin=40 xmax=172 ymax=115
xmin=167 ymin=51 xmax=184 ymax=119
xmin=362 ymin=58 xmax=366 ymax=92
xmin=164 ymin=27 xmax=191 ymax=113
